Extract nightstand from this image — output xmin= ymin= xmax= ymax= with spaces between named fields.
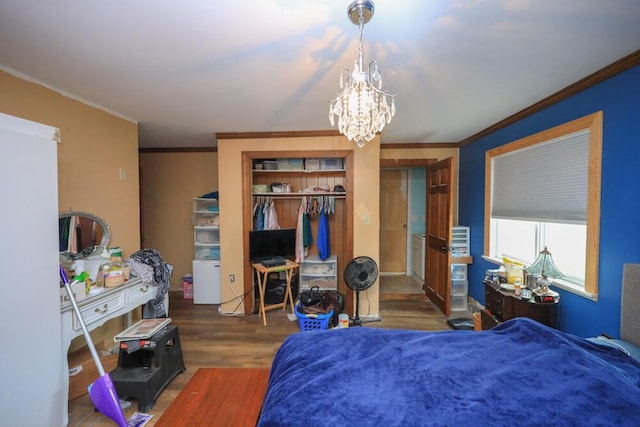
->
xmin=481 ymin=281 xmax=559 ymax=330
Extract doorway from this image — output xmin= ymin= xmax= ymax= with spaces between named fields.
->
xmin=380 ymin=169 xmax=408 ymax=274
xmin=380 ymin=160 xmax=432 ymax=298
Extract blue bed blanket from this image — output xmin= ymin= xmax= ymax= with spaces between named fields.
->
xmin=257 ymin=318 xmax=640 ymax=426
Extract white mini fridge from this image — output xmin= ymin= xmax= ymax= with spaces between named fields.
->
xmin=192 ymin=260 xmax=221 ymax=304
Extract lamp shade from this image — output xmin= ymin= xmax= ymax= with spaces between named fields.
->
xmin=525 ymin=247 xmax=564 ymax=279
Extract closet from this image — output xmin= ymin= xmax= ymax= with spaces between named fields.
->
xmin=242 ymin=150 xmax=354 ymax=315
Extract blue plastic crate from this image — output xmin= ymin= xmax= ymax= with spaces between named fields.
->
xmin=295 ymin=303 xmax=333 ymax=331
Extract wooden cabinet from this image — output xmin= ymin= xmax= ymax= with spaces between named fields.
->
xmin=482 ymin=281 xmax=558 ymax=330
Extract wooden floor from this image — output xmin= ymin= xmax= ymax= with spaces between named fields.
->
xmin=67 ymin=276 xmax=449 ymax=426
xmin=379 ymin=274 xmax=426 ymax=301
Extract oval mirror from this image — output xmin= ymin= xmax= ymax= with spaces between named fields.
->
xmin=59 ymin=211 xmax=111 ymax=259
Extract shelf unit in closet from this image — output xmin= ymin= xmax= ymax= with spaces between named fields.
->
xmin=251 ymin=169 xmax=347 ymax=199
xmin=300 ymin=255 xmax=338 ymax=291
xmin=251 ymin=158 xmax=348 ymax=227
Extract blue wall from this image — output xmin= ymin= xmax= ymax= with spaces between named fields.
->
xmin=409 ymin=167 xmax=426 ymax=235
xmin=459 ymin=65 xmax=640 ymax=338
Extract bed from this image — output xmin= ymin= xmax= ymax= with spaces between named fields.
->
xmin=257 ymin=265 xmax=640 ymax=426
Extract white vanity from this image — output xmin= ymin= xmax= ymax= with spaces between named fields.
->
xmin=60 ymin=278 xmax=157 ymax=425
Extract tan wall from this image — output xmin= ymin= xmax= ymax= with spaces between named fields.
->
xmin=381 ymin=146 xmax=460 ymax=223
xmin=0 ymin=70 xmax=140 ymax=351
xmin=139 ymin=152 xmax=219 ymax=286
xmin=138 ymin=142 xmax=458 ymax=319
xmin=218 ymin=135 xmax=381 ymax=315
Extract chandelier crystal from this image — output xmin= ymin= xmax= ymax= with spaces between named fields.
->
xmin=329 ymin=0 xmax=396 ymax=148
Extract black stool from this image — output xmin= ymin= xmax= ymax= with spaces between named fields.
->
xmin=111 ymin=324 xmax=186 ymax=412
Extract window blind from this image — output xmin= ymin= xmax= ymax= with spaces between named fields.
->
xmin=491 ymin=129 xmax=589 ymax=223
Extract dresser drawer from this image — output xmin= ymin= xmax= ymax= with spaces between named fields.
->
xmin=128 ymin=282 xmax=155 ymax=305
xmin=484 ymin=288 xmax=504 ymax=319
xmin=72 ymin=292 xmax=125 ymax=331
xmin=481 ymin=309 xmax=500 ymax=330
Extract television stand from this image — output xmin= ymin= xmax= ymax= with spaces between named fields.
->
xmin=252 ymin=259 xmax=299 ymax=326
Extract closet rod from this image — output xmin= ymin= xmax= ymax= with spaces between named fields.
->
xmin=252 ymin=194 xmax=346 ymax=200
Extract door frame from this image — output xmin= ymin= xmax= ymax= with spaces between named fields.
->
xmin=380 ymin=159 xmax=438 ymax=277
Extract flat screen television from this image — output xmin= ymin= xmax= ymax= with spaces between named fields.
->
xmin=249 ymin=228 xmax=296 ymax=262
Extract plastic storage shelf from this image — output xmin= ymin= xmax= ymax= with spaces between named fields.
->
xmin=451 ymin=264 xmax=467 ymax=280
xmin=451 ymin=226 xmax=470 ymax=257
xmin=450 ymin=295 xmax=468 ymax=311
xmin=194 ymin=227 xmax=220 ymax=244
xmin=195 ymin=247 xmax=220 ymax=260
xmin=450 ymin=226 xmax=471 ymax=313
xmin=451 ymin=279 xmax=469 ymax=296
xmin=300 ymin=255 xmax=337 ymax=291
xmin=192 ymin=197 xmax=221 ymax=302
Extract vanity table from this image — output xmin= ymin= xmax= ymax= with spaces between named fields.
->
xmin=60 ymin=277 xmax=157 ymax=425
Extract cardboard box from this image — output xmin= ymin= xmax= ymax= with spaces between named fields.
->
xmin=183 ymin=280 xmax=194 ymax=299
xmin=68 ymin=342 xmax=119 ymax=400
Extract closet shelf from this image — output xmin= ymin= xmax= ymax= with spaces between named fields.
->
xmin=253 ymin=169 xmax=346 ymax=174
xmin=252 ymin=192 xmax=346 ymax=198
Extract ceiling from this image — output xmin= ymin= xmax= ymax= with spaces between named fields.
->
xmin=1 ymin=1 xmax=639 ymax=148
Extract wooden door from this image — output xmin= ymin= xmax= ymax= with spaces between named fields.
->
xmin=425 ymin=158 xmax=454 ymax=316
xmin=380 ymin=169 xmax=408 ymax=273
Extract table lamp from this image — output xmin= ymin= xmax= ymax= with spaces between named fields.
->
xmin=525 ymin=247 xmax=564 ymax=299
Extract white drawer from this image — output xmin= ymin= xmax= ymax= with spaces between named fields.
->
xmin=60 ymin=281 xmax=86 ymax=306
xmin=301 ymin=276 xmax=337 ymax=290
xmin=72 ymin=292 xmax=125 ymax=331
xmin=128 ymin=282 xmax=155 ymax=304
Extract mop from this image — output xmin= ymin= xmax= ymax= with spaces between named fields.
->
xmin=60 ymin=266 xmax=128 ymax=427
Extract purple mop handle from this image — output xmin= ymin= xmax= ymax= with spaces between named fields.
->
xmin=60 ymin=266 xmax=106 ymax=377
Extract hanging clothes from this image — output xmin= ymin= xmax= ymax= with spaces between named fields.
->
xmin=295 ymin=198 xmax=308 ymax=262
xmin=265 ymin=199 xmax=280 ymax=230
xmin=253 ymin=197 xmax=266 ymax=231
xmin=317 ymin=210 xmax=330 ymax=260
xmin=303 ymin=212 xmax=313 ymax=248
xmin=262 ymin=198 xmax=271 ymax=230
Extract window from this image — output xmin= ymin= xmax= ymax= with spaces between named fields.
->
xmin=490 ymin=218 xmax=586 ymax=284
xmin=484 ymin=112 xmax=602 ymax=298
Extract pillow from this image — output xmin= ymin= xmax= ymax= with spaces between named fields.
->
xmin=587 ymin=336 xmax=640 ymax=361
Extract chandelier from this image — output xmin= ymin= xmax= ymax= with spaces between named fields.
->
xmin=329 ymin=0 xmax=396 ymax=148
